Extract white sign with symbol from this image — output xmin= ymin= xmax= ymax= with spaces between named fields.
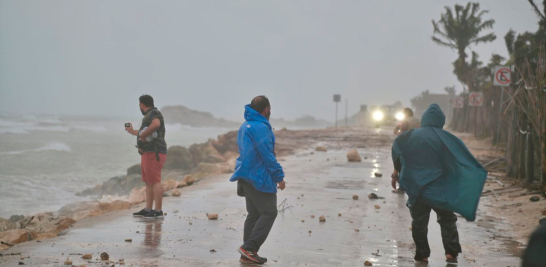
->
xmin=493 ymin=66 xmax=511 ymax=87
xmin=453 ymin=97 xmax=464 ymax=108
xmin=469 ymin=92 xmax=484 ymax=107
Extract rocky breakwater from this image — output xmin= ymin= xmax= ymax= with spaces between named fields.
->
xmin=0 ymin=131 xmax=239 ymax=251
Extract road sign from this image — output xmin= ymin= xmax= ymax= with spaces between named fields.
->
xmin=452 ymin=97 xmax=464 ymax=108
xmin=469 ymin=92 xmax=484 ymax=107
xmin=333 ymin=94 xmax=341 ymax=102
xmin=493 ymin=66 xmax=511 ymax=86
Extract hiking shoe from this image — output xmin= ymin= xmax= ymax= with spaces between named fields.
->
xmin=132 ymin=208 xmax=151 ymax=217
xmin=238 ymin=246 xmax=264 ymax=264
xmin=143 ymin=210 xmax=164 ymax=219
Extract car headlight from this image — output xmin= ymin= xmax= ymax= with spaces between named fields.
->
xmin=373 ymin=111 xmax=384 ymax=121
xmin=395 ymin=112 xmax=405 ymax=121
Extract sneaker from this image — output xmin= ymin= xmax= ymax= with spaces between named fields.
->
xmin=255 ymin=252 xmax=267 ymax=263
xmin=239 ymin=256 xmax=257 ymax=264
xmin=143 ymin=210 xmax=164 ymax=219
xmin=133 ymin=208 xmax=151 ymax=217
xmin=446 ymin=254 xmax=458 ymax=264
xmin=238 ymin=246 xmax=264 ymax=264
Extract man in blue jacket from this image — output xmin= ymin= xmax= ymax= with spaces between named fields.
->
xmin=230 ymin=95 xmax=286 ymax=265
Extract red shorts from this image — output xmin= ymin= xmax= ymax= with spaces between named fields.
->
xmin=141 ymin=152 xmax=166 ymax=184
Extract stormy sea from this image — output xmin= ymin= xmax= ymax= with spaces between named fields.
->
xmin=0 ymin=114 xmax=233 ymax=218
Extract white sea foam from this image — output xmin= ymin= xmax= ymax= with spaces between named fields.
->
xmin=0 ymin=142 xmax=71 ymax=155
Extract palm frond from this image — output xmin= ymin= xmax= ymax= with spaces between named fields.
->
xmin=432 ymin=36 xmax=457 ymax=49
xmin=470 ymin=33 xmax=497 ymax=45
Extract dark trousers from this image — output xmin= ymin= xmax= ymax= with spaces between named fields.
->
xmin=409 ymin=200 xmax=462 ymax=260
xmin=241 ymin=181 xmax=278 ymax=252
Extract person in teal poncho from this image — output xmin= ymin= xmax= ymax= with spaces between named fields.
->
xmin=391 ymin=104 xmax=487 ymax=263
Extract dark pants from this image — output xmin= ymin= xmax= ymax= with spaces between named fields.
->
xmin=409 ymin=200 xmax=462 ymax=260
xmin=241 ymin=181 xmax=278 ymax=252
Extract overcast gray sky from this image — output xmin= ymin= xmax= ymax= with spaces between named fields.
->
xmin=0 ymin=0 xmax=540 ymax=122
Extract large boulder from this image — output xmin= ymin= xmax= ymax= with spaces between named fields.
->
xmin=128 ymin=187 xmax=146 ymax=204
xmin=212 ymin=131 xmax=239 ymax=154
xmin=58 ymin=201 xmax=99 ymax=221
xmin=0 ymin=229 xmax=37 ymax=245
xmin=127 ymin=164 xmax=142 ymax=175
xmin=162 ymin=179 xmax=177 ymax=191
xmin=347 ymin=149 xmax=362 ymax=162
xmin=100 ymin=174 xmax=144 ymax=196
xmin=0 ymin=218 xmax=15 ymax=232
xmin=164 ymin=146 xmax=194 ymax=170
xmin=189 ymin=142 xmax=225 ymax=166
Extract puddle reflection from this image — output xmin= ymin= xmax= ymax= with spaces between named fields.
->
xmin=144 ymin=221 xmax=163 ymax=247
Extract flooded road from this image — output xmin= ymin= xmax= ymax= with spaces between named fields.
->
xmin=1 ymin=128 xmax=521 ymax=266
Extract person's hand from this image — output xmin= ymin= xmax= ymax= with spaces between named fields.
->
xmin=391 ymin=170 xmax=399 ymax=190
xmin=140 ymin=135 xmax=147 ymax=142
xmin=125 ymin=123 xmax=134 ymax=134
xmin=277 ymin=180 xmax=286 ymax=190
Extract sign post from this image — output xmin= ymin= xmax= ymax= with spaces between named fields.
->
xmin=468 ymin=92 xmax=484 ymax=107
xmin=333 ymin=94 xmax=341 ymax=128
xmin=493 ymin=66 xmax=511 ymax=147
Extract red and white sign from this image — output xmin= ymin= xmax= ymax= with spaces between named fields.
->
xmin=452 ymin=97 xmax=464 ymax=108
xmin=493 ymin=66 xmax=511 ymax=87
xmin=469 ymin=92 xmax=484 ymax=107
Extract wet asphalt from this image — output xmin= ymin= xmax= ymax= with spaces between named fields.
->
xmin=1 ymin=128 xmax=522 ymax=266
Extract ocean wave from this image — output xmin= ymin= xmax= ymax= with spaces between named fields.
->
xmin=71 ymin=125 xmax=108 ymax=132
xmin=0 ymin=118 xmax=108 ymax=134
xmin=0 ymin=142 xmax=71 ymax=155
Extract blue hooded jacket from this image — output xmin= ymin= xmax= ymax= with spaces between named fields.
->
xmin=229 ymin=105 xmax=285 ymax=193
xmin=392 ymin=104 xmax=486 ymax=221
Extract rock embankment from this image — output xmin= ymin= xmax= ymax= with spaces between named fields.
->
xmin=0 ymin=131 xmax=240 ymax=251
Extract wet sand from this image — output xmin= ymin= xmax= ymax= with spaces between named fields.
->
xmin=1 ymin=127 xmax=521 ymax=266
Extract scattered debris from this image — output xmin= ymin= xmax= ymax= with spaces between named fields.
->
xmin=338 ymin=213 xmax=342 ymax=217
xmin=319 ymin=215 xmax=326 ymax=222
xmin=206 ymin=213 xmax=218 ymax=220
xmin=364 ymin=260 xmax=373 ymax=266
xmin=355 ymin=229 xmax=360 ymax=232
xmin=125 ymin=238 xmax=132 ymax=242
xmin=308 ymin=230 xmax=312 ymax=234
xmin=372 ymin=250 xmax=381 ymax=256
xmin=210 ymin=249 xmax=217 ymax=253
xmin=530 ymin=196 xmax=540 ymax=202
xmin=353 ymin=195 xmax=359 ymax=200
xmin=301 ymin=220 xmax=305 ymax=223
xmin=311 ymin=215 xmax=315 ymax=218
xmin=278 ymin=198 xmax=294 ymax=214
xmin=100 ymin=252 xmax=109 ymax=261
xmin=18 ymin=262 xmax=24 ymax=265
xmin=171 ymin=189 xmax=181 ymax=197
xmin=64 ymin=258 xmax=72 ymax=265
xmin=374 ymin=205 xmax=381 ymax=209
xmin=82 ymin=254 xmax=92 ymax=260
xmin=316 ymin=146 xmax=327 ymax=152
xmin=347 ymin=149 xmax=362 ymax=162
xmin=374 ymin=173 xmax=382 ymax=177
xmin=542 ymin=208 xmax=546 ymax=216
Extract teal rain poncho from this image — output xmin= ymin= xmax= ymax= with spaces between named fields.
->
xmin=392 ymin=104 xmax=486 ymax=221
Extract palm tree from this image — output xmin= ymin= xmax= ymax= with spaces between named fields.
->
xmin=432 ymin=2 xmax=496 ymax=92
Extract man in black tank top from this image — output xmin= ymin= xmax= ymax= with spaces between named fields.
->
xmin=125 ymin=94 xmax=167 ymax=219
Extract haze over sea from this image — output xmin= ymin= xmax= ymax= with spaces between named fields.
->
xmin=0 ymin=114 xmax=233 ymax=218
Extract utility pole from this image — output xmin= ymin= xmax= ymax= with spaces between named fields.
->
xmin=333 ymin=94 xmax=341 ymax=128
xmin=345 ymin=99 xmax=348 ymax=127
